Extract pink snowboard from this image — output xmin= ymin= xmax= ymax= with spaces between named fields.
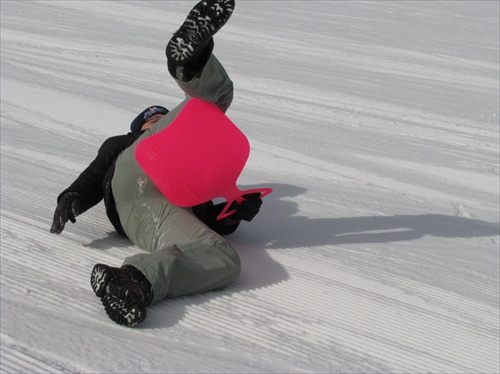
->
xmin=135 ymin=98 xmax=272 ymax=220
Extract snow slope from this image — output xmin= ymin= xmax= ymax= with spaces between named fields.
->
xmin=1 ymin=1 xmax=499 ymax=372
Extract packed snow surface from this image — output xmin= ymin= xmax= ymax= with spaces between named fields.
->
xmin=1 ymin=1 xmax=499 ymax=373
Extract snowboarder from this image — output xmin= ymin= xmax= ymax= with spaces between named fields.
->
xmin=50 ymin=0 xmax=263 ymax=327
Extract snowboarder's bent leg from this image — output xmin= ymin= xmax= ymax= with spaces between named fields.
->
xmin=111 ymin=162 xmax=241 ymax=304
xmin=122 ymin=239 xmax=241 ymax=303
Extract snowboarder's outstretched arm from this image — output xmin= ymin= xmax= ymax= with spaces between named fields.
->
xmin=50 ymin=134 xmax=139 ymax=234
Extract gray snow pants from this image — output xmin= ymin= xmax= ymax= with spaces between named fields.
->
xmin=111 ymin=55 xmax=240 ymax=304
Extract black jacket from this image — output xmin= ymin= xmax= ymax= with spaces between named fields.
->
xmin=58 ymin=132 xmax=239 ymax=238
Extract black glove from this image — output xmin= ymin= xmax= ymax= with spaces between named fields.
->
xmin=50 ymin=192 xmax=82 ymax=234
xmin=229 ymin=193 xmax=263 ymax=222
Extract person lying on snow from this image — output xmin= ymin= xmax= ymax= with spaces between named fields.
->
xmin=50 ymin=0 xmax=263 ymax=327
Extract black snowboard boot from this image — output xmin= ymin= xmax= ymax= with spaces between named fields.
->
xmin=166 ymin=0 xmax=235 ymax=71
xmin=90 ymin=264 xmax=153 ymax=327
